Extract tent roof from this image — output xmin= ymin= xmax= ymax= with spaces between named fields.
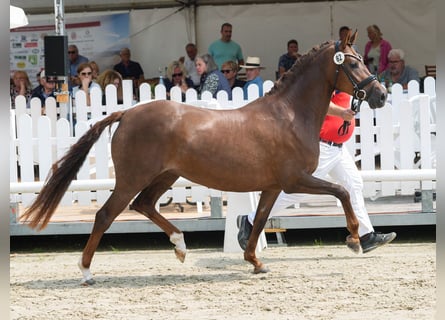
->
xmin=11 ymin=0 xmax=354 ymax=15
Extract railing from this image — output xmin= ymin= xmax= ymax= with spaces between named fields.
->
xmin=10 ymin=78 xmax=436 ymax=220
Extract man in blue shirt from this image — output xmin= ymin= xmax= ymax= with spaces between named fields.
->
xmin=277 ymin=39 xmax=301 ymax=79
xmin=240 ymin=56 xmax=265 ymax=100
xmin=68 ymin=44 xmax=89 ymax=91
xmin=30 ymin=69 xmax=58 ymax=111
xmin=208 ymin=22 xmax=244 ymax=70
xmin=113 ymin=47 xmax=145 ymax=98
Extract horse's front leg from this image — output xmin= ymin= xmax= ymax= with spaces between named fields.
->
xmin=244 ymin=190 xmax=280 ymax=273
xmin=284 ymin=173 xmax=361 ymax=252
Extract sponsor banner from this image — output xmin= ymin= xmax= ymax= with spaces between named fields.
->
xmin=10 ymin=13 xmax=129 ymax=86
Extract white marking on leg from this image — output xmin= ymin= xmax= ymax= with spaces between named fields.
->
xmin=78 ymin=257 xmax=93 ymax=283
xmin=170 ymin=232 xmax=187 ymax=253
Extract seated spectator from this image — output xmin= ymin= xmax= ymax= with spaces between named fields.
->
xmin=164 ymin=60 xmax=194 ymax=100
xmin=277 ymin=39 xmax=301 ymax=78
xmin=96 ymin=69 xmax=123 ymax=105
xmin=89 ymin=61 xmax=100 ymax=80
xmin=221 ymin=60 xmax=246 ymax=90
xmin=68 ymin=44 xmax=89 ymax=91
xmin=31 ymin=69 xmax=57 ymax=113
xmin=113 ymin=48 xmax=144 ymax=98
xmin=195 ymin=53 xmax=232 ymax=99
xmin=33 ymin=70 xmax=43 ymax=92
xmin=72 ymin=62 xmax=101 ymax=106
xmin=179 ymin=43 xmax=200 ymax=89
xmin=10 ymin=70 xmax=33 ymax=108
xmin=240 ymin=56 xmax=265 ymax=99
xmin=379 ymin=48 xmax=420 ymax=90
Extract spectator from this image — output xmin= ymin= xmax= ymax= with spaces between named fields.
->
xmin=237 ymin=91 xmax=397 ymax=253
xmin=113 ymin=47 xmax=144 ymax=98
xmin=31 ymin=69 xmax=57 ymax=113
xmin=379 ymin=49 xmax=420 ymax=90
xmin=277 ymin=39 xmax=301 ymax=78
xmin=195 ymin=53 xmax=232 ymax=99
xmin=180 ymin=43 xmax=200 ymax=89
xmin=89 ymin=61 xmax=100 ymax=80
xmin=240 ymin=56 xmax=265 ymax=99
xmin=364 ymin=25 xmax=392 ymax=74
xmin=221 ymin=60 xmax=246 ymax=90
xmin=10 ymin=70 xmax=32 ymax=108
xmin=96 ymin=69 xmax=123 ymax=105
xmin=208 ymin=22 xmax=244 ymax=69
xmin=72 ymin=62 xmax=101 ymax=106
xmin=33 ymin=70 xmax=43 ymax=92
xmin=68 ymin=44 xmax=89 ymax=90
xmin=164 ymin=60 xmax=194 ymax=100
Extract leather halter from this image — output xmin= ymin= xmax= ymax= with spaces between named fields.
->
xmin=333 ymin=41 xmax=377 ymax=102
xmin=333 ymin=41 xmax=377 ymax=136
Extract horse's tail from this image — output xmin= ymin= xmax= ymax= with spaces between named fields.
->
xmin=21 ymin=111 xmax=125 ymax=230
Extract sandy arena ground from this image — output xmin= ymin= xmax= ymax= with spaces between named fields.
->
xmin=10 ymin=242 xmax=435 ymax=320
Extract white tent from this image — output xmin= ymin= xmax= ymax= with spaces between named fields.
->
xmin=10 ymin=0 xmax=435 ymax=81
xmin=10 ymin=5 xmax=29 ymax=29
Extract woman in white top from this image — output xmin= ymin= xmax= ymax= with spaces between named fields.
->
xmin=72 ymin=62 xmax=101 ymax=106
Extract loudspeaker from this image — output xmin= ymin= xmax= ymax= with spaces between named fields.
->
xmin=44 ymin=35 xmax=68 ymax=77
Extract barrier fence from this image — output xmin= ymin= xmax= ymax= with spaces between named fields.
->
xmin=10 ymin=78 xmax=436 ymax=229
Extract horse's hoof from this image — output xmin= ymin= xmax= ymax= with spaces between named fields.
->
xmin=346 ymin=235 xmax=362 ymax=254
xmin=174 ymin=248 xmax=186 ymax=263
xmin=80 ymin=278 xmax=96 ymax=286
xmin=170 ymin=232 xmax=186 ymax=263
xmin=253 ymin=265 xmax=270 ymax=274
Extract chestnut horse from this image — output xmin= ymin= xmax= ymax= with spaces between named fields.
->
xmin=22 ymin=31 xmax=386 ymax=284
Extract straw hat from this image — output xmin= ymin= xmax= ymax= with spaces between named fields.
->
xmin=240 ymin=56 xmax=265 ymax=69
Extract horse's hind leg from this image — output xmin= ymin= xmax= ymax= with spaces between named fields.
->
xmin=130 ymin=172 xmax=187 ymax=262
xmin=79 ymin=186 xmax=137 ymax=285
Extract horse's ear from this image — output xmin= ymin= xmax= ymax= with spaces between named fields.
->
xmin=349 ymin=30 xmax=358 ymax=45
xmin=340 ymin=29 xmax=351 ymax=50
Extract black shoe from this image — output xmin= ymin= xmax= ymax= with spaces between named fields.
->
xmin=237 ymin=215 xmax=252 ymax=250
xmin=360 ymin=231 xmax=397 ymax=253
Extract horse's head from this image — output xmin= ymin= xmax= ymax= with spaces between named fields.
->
xmin=332 ymin=30 xmax=387 ymax=109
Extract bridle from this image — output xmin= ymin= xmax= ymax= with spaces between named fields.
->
xmin=332 ymin=41 xmax=377 ymax=135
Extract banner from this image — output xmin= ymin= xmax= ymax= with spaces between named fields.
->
xmin=10 ymin=13 xmax=130 ymax=86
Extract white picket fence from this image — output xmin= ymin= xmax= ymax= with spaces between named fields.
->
xmin=10 ymin=78 xmax=436 ymax=214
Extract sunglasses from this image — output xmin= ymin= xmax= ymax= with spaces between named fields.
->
xmin=68 ymin=51 xmax=76 ymax=54
xmin=221 ymin=69 xmax=232 ymax=73
xmin=80 ymin=71 xmax=92 ymax=76
xmin=172 ymin=73 xmax=183 ymax=77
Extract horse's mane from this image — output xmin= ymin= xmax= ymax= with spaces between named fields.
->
xmin=266 ymin=40 xmax=334 ymax=96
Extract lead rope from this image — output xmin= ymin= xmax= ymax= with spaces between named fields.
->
xmin=337 ymin=96 xmax=363 ymax=136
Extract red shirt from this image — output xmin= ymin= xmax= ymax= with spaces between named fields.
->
xmin=319 ymin=91 xmax=354 ymax=143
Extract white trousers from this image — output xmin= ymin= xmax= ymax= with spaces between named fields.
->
xmin=248 ymin=141 xmax=374 ymax=237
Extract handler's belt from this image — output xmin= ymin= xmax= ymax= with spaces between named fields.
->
xmin=320 ymin=139 xmax=343 ymax=148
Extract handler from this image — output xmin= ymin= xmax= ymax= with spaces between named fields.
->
xmin=237 ymin=91 xmax=397 ymax=253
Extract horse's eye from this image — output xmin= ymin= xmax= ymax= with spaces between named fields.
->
xmin=350 ymin=62 xmax=359 ymax=69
